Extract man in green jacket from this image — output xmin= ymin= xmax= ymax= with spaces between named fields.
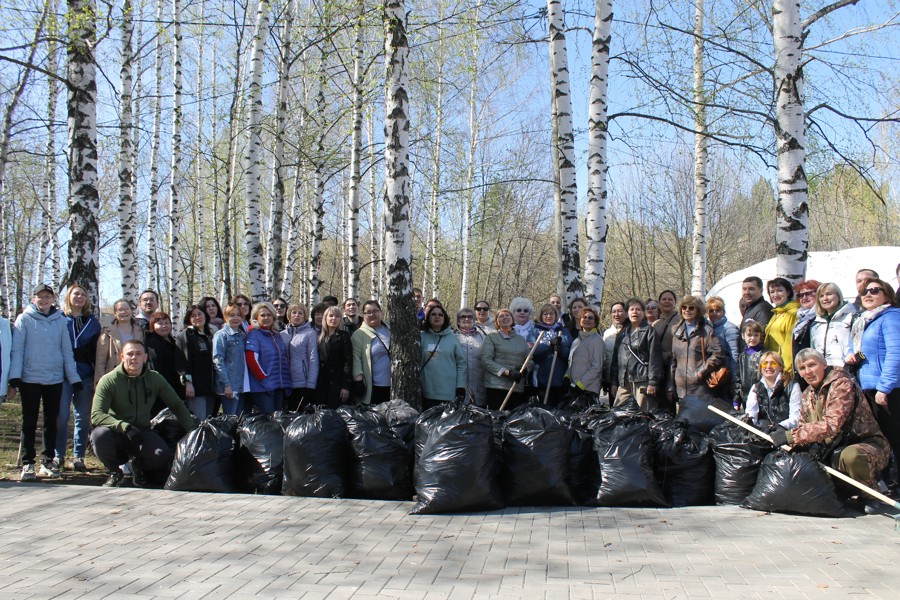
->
xmin=91 ymin=339 xmax=196 ymax=487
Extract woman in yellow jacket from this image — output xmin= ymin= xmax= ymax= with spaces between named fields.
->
xmin=764 ymin=277 xmax=800 ymax=374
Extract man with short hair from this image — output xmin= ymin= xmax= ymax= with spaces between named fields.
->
xmin=135 ymin=289 xmax=161 ymax=331
xmin=739 ymin=276 xmax=773 ymax=340
xmin=91 ymin=339 xmax=195 ymax=487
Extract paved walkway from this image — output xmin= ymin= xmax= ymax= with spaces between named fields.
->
xmin=0 ymin=482 xmax=897 ymax=599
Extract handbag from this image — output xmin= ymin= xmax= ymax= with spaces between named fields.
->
xmin=700 ymin=333 xmax=731 ymax=390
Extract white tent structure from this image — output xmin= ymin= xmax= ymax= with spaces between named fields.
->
xmin=707 ymin=246 xmax=900 ymax=325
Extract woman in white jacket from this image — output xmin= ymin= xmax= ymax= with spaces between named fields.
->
xmin=809 ymin=282 xmax=854 ymax=367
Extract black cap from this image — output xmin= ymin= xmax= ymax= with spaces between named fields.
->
xmin=32 ymin=284 xmax=54 ymax=296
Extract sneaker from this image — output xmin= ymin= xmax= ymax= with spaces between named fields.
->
xmin=130 ymin=460 xmax=147 ymax=488
xmin=21 ymin=464 xmax=36 ymax=482
xmin=121 ymin=462 xmax=133 ymax=476
xmin=39 ymin=462 xmax=61 ymax=478
xmin=73 ymin=457 xmax=87 ymax=472
xmin=103 ymin=470 xmax=126 ymax=488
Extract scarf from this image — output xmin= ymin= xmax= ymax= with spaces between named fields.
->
xmin=850 ymin=304 xmax=890 ymax=353
xmin=513 ymin=320 xmax=534 ymax=340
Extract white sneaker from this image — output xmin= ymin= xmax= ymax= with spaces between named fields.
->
xmin=21 ymin=464 xmax=36 ymax=481
xmin=39 ymin=462 xmax=61 ymax=478
xmin=121 ymin=463 xmax=133 ymax=476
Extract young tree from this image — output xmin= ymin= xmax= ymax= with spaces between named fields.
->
xmin=167 ymin=0 xmax=184 ymax=318
xmin=383 ymin=0 xmax=420 ymax=405
xmin=118 ymin=0 xmax=138 ymax=304
xmin=345 ymin=0 xmax=365 ymax=301
xmin=689 ymin=0 xmax=708 ymax=296
xmin=146 ymin=0 xmax=165 ymax=288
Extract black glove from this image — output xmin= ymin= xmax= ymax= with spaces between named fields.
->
xmin=455 ymin=388 xmax=466 ymax=399
xmin=72 ymin=381 xmax=84 ymax=393
xmin=511 ymin=371 xmax=523 ymax=383
xmin=8 ymin=378 xmax=21 ymax=389
xmin=125 ymin=426 xmax=144 ymax=452
xmin=352 ymin=379 xmax=367 ymax=397
xmin=551 ymin=337 xmax=563 ymax=353
xmin=770 ymin=427 xmax=789 ymax=448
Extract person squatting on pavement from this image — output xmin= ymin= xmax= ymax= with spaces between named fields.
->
xmin=91 ymin=339 xmax=196 ymax=487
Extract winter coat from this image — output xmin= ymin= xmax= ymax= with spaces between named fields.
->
xmin=351 ymin=322 xmax=391 ymax=405
xmin=566 ymin=329 xmax=605 ymax=395
xmin=0 ymin=317 xmax=11 ymax=397
xmin=788 ymin=367 xmax=889 ymax=483
xmin=851 ymin=307 xmax=900 ymax=394
xmin=740 ymin=297 xmax=773 ymax=335
xmin=66 ymin=314 xmax=100 ymax=381
xmin=745 ymin=375 xmax=801 ymax=429
xmin=611 ymin=323 xmax=664 ymax=388
xmin=145 ymin=332 xmax=188 ymax=399
xmin=94 ymin=320 xmax=145 ymax=386
xmin=481 ymin=330 xmax=530 ymax=393
xmin=711 ymin=316 xmax=740 ymax=376
xmin=532 ymin=322 xmax=573 ymax=389
xmin=809 ymin=303 xmax=854 ymax=367
xmin=212 ymin=324 xmax=246 ymax=396
xmin=281 ymin=322 xmax=320 ymax=389
xmin=316 ymin=329 xmax=353 ymax=409
xmin=602 ymin=324 xmax=624 ymax=385
xmin=420 ymin=328 xmax=467 ymax=401
xmin=669 ymin=317 xmax=724 ymax=399
xmin=92 ymin=363 xmax=195 ymax=433
xmin=245 ymin=326 xmax=290 ymax=393
xmin=10 ymin=305 xmax=80 ymax=386
xmin=456 ymin=327 xmax=487 ymax=405
xmin=177 ymin=327 xmax=216 ymax=396
xmin=765 ymin=300 xmax=800 ymax=373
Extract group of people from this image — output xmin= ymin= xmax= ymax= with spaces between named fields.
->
xmin=0 ymin=264 xmax=897 ymax=499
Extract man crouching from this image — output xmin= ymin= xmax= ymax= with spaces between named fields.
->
xmin=91 ymin=339 xmax=196 ymax=487
xmin=770 ymin=348 xmax=889 ymax=512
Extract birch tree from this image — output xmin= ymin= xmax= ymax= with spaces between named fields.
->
xmin=244 ymin=0 xmax=270 ymax=301
xmin=119 ymin=0 xmax=138 ymax=304
xmin=37 ymin=1 xmax=60 ymax=287
xmin=345 ymin=0 xmax=364 ymax=301
xmin=583 ymin=0 xmax=611 ymax=308
xmin=383 ymin=0 xmax=420 ymax=406
xmin=66 ymin=0 xmax=100 ymax=303
xmin=146 ymin=0 xmax=165 ymax=288
xmin=308 ymin=57 xmax=326 ymax=305
xmin=689 ymin=0 xmax=708 ymax=296
xmin=547 ymin=0 xmax=581 ymax=304
xmin=167 ymin=0 xmax=184 ymax=318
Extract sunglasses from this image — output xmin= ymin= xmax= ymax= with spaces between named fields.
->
xmin=514 ymin=308 xmax=531 ymax=313
xmin=475 ymin=306 xmax=489 ymax=312
xmin=458 ymin=315 xmax=474 ymax=320
xmin=796 ymin=291 xmax=815 ymax=299
xmin=681 ymin=306 xmax=697 ymax=311
xmin=760 ymin=361 xmax=780 ymax=368
xmin=646 ymin=305 xmax=659 ymax=310
xmin=862 ymin=287 xmax=884 ymax=296
xmin=237 ymin=302 xmax=250 ymax=307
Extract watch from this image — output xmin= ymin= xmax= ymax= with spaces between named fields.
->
xmin=181 ymin=373 xmax=193 ymax=384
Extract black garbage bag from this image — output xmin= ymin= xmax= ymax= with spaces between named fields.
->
xmin=708 ymin=421 xmax=773 ymax=505
xmin=373 ymin=399 xmax=420 ymax=453
xmin=338 ymin=405 xmax=413 ymax=500
xmin=165 ymin=418 xmax=236 ymax=492
xmin=282 ymin=407 xmax=350 ymax=498
xmin=411 ymin=405 xmax=503 ymax=514
xmin=653 ymin=420 xmax=714 ymax=506
xmin=234 ymin=413 xmax=285 ymax=494
xmin=415 ymin=403 xmax=456 ymax=463
xmin=150 ymin=408 xmax=189 ymax=450
xmin=568 ymin=424 xmax=599 ymax=506
xmin=743 ymin=450 xmax=850 ymax=517
xmin=501 ymin=405 xmax=574 ymax=506
xmin=593 ymin=414 xmax=667 ymax=507
xmin=676 ymin=395 xmax=735 ymax=433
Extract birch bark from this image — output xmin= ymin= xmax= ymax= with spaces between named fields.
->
xmin=346 ymin=0 xmax=364 ymax=301
xmin=147 ymin=0 xmax=165 ymax=288
xmin=690 ymin=0 xmax=708 ymax=296
xmin=118 ymin=0 xmax=138 ymax=304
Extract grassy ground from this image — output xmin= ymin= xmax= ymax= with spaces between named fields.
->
xmin=0 ymin=397 xmax=106 ymax=485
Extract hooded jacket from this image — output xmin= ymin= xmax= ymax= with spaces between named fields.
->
xmin=532 ymin=322 xmax=573 ymax=389
xmin=765 ymin=299 xmax=800 ymax=373
xmin=10 ymin=304 xmax=80 ymax=386
xmin=67 ymin=313 xmax=101 ymax=381
xmin=809 ymin=303 xmax=854 ymax=367
xmin=851 ymin=307 xmax=900 ymax=394
xmin=281 ymin=321 xmax=320 ymax=389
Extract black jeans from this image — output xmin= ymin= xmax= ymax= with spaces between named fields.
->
xmin=866 ymin=388 xmax=900 ymax=484
xmin=90 ymin=426 xmax=174 ymax=473
xmin=484 ymin=387 xmax=524 ymax=412
xmin=19 ymin=382 xmax=62 ymax=465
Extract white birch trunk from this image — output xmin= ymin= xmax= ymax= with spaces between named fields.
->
xmin=547 ymin=0 xmax=582 ymax=304
xmin=195 ymin=0 xmax=206 ymax=289
xmin=346 ymin=0 xmax=364 ymax=301
xmin=147 ymin=0 xmax=165 ymax=288
xmin=39 ymin=5 xmax=60 ymax=286
xmin=266 ymin=0 xmax=292 ymax=298
xmin=584 ymin=0 xmax=611 ymax=308
xmin=773 ymin=0 xmax=808 ymax=283
xmin=130 ymin=0 xmax=142 ymax=289
xmin=281 ymin=162 xmax=303 ymax=299
xmin=690 ymin=0 xmax=708 ymax=296
xmin=459 ymin=3 xmax=480 ymax=310
xmin=367 ymin=106 xmax=379 ymax=302
xmin=244 ymin=0 xmax=270 ymax=301
xmin=167 ymin=0 xmax=184 ymax=319
xmin=428 ymin=20 xmax=444 ymax=301
xmin=308 ymin=58 xmax=326 ymax=305
xmin=383 ymin=0 xmax=420 ymax=405
xmin=118 ymin=0 xmax=138 ymax=304
xmin=66 ymin=0 xmax=100 ymax=304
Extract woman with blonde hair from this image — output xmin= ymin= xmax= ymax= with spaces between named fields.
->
xmin=481 ymin=309 xmax=530 ymax=410
xmin=809 ymin=282 xmax=854 ymax=367
xmin=667 ymin=295 xmax=724 ymax=403
xmin=316 ymin=306 xmax=352 ymax=409
xmin=744 ymin=350 xmax=801 ymax=431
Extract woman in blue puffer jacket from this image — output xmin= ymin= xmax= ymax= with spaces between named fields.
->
xmin=532 ymin=303 xmax=573 ymax=406
xmin=245 ymin=302 xmax=290 ymax=414
xmin=281 ymin=303 xmax=320 ymax=411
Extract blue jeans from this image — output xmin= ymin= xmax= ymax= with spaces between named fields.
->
xmin=57 ymin=380 xmax=94 ymax=460
xmin=220 ymin=393 xmax=241 ymax=416
xmin=251 ymin=389 xmax=284 ymax=414
xmin=187 ymin=395 xmax=216 ymax=420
